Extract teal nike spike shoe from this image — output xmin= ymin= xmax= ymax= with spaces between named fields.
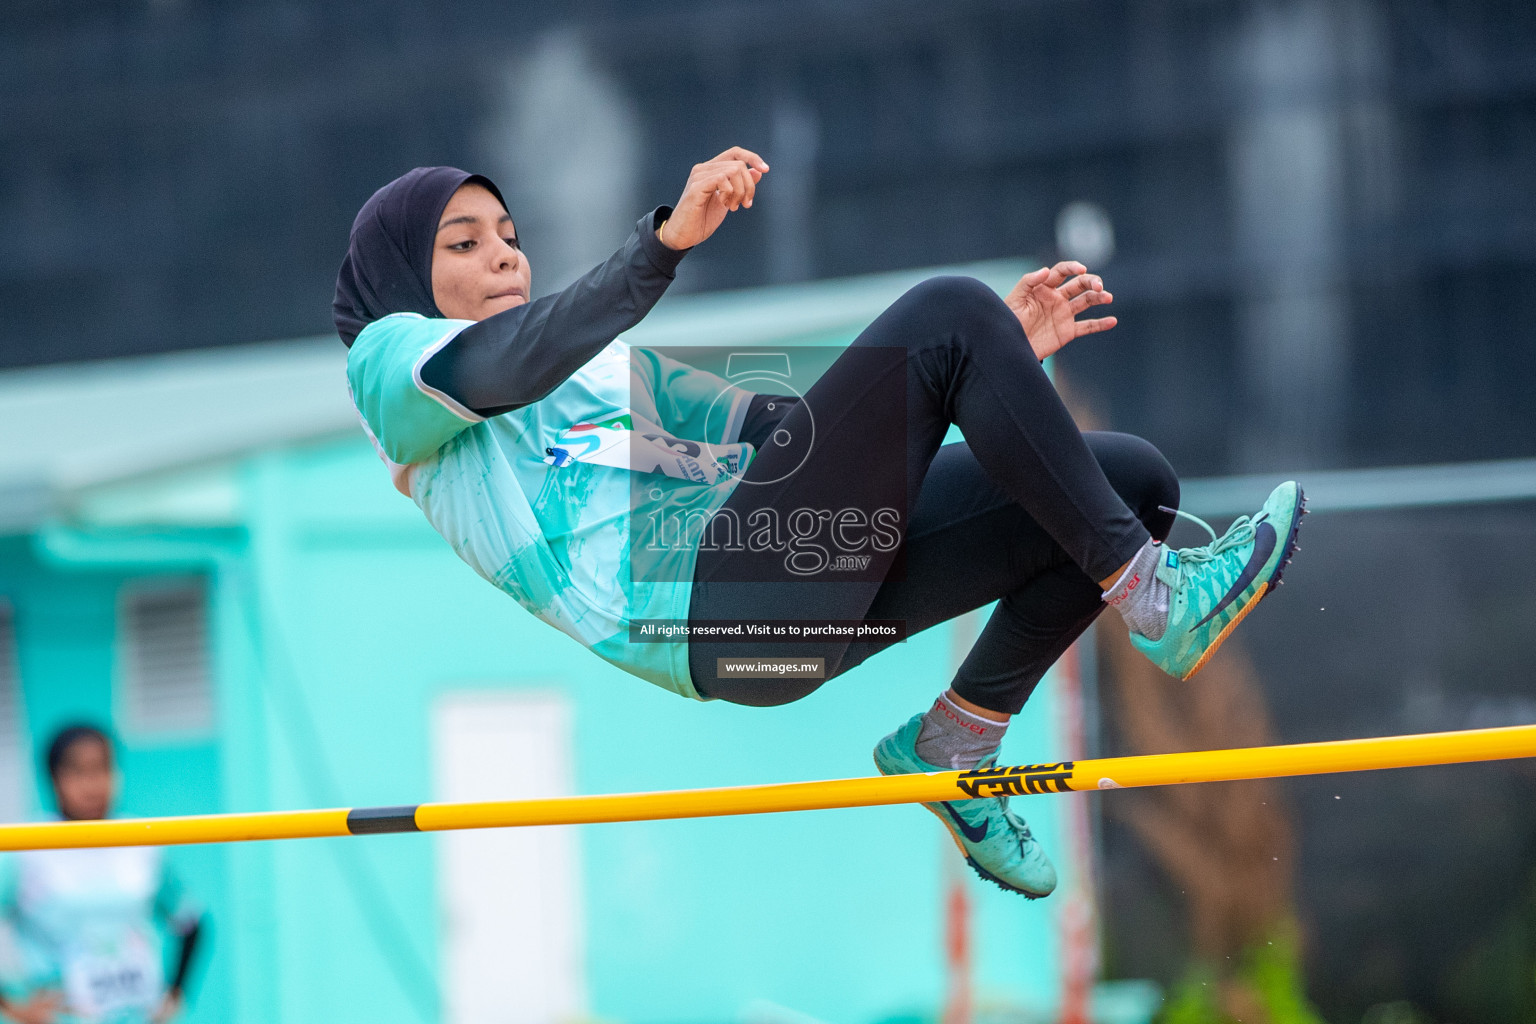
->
xmin=873 ymin=713 xmax=1057 ymax=899
xmin=1130 ymin=480 xmax=1306 ymax=681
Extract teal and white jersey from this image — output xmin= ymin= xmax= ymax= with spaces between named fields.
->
xmin=347 ymin=311 xmax=756 ymax=699
xmin=0 ymin=843 xmax=198 ymax=1023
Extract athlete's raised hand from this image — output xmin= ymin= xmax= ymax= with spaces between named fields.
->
xmin=659 ymin=147 xmax=769 ymax=250
xmin=1005 ymin=260 xmax=1117 ymax=361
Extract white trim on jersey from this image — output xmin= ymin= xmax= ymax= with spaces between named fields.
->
xmin=721 ymin=387 xmax=752 ymax=447
xmin=411 ymin=322 xmax=486 ymax=424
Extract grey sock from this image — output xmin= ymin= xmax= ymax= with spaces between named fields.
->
xmin=914 ymin=692 xmax=1009 ymax=770
xmin=1103 ymin=538 xmax=1170 ymax=641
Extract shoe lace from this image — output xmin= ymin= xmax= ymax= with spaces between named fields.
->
xmin=1157 ymin=505 xmax=1258 ymax=569
xmin=970 ymin=759 xmax=1034 ymax=840
xmin=990 ymin=792 xmax=1034 ymax=841
xmin=1002 ymin=800 xmax=1033 ymax=839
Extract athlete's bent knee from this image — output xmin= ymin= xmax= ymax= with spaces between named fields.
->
xmin=902 ymin=276 xmax=1016 ymax=334
xmin=1093 ymin=433 xmax=1179 ymax=542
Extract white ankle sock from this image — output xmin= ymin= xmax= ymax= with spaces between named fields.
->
xmin=1103 ymin=539 xmax=1170 ymax=641
xmin=914 ymin=692 xmax=1009 ymax=770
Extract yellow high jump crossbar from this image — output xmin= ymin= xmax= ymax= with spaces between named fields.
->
xmin=5 ymin=724 xmax=1535 ymax=851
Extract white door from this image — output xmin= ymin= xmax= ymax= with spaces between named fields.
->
xmin=434 ymin=691 xmax=585 ymax=1024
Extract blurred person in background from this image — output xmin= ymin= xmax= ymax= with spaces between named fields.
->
xmin=334 ymin=146 xmax=1304 ymax=902
xmin=0 ymin=726 xmax=204 ymax=1024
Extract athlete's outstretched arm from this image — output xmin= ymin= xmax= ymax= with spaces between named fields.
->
xmin=421 ymin=147 xmax=770 ymax=418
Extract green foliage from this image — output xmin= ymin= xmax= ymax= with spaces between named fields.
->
xmin=1152 ymin=924 xmax=1328 ymax=1024
xmin=1157 ymin=968 xmax=1223 ymax=1024
xmin=1242 ymin=929 xmax=1328 ymax=1024
xmin=1441 ymin=865 xmax=1536 ymax=1023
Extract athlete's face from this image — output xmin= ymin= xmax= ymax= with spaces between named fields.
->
xmin=53 ymin=737 xmax=114 ymax=821
xmin=430 ymin=183 xmax=531 ymax=322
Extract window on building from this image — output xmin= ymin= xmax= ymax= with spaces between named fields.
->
xmin=119 ymin=580 xmax=214 ymax=735
xmin=0 ymin=604 xmax=26 ymax=822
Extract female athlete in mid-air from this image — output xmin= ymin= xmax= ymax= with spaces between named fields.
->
xmin=334 ymin=146 xmax=1303 ymax=898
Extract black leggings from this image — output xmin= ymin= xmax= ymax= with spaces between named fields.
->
xmin=686 ymin=276 xmax=1178 ymax=713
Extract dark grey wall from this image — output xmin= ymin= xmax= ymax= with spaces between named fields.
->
xmin=4 ymin=0 xmax=1534 ymax=476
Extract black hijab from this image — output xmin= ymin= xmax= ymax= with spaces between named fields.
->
xmin=333 ymin=166 xmax=509 ymax=347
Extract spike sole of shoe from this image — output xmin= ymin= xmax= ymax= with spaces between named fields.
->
xmin=872 ymin=754 xmax=1047 ymax=899
xmin=1179 ymin=486 xmax=1308 ymax=681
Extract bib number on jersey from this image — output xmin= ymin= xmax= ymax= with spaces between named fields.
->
xmin=63 ymin=931 xmax=162 ymax=1017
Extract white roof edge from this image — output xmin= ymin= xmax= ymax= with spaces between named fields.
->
xmin=0 ymin=336 xmax=340 ymax=396
xmin=0 ymin=258 xmax=1032 ymax=533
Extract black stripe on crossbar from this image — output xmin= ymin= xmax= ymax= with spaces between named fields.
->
xmin=346 ymin=806 xmax=421 ymax=834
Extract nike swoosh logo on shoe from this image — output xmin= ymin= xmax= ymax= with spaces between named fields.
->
xmin=1191 ymin=522 xmax=1277 ymax=629
xmin=939 ymin=802 xmax=988 ymax=843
